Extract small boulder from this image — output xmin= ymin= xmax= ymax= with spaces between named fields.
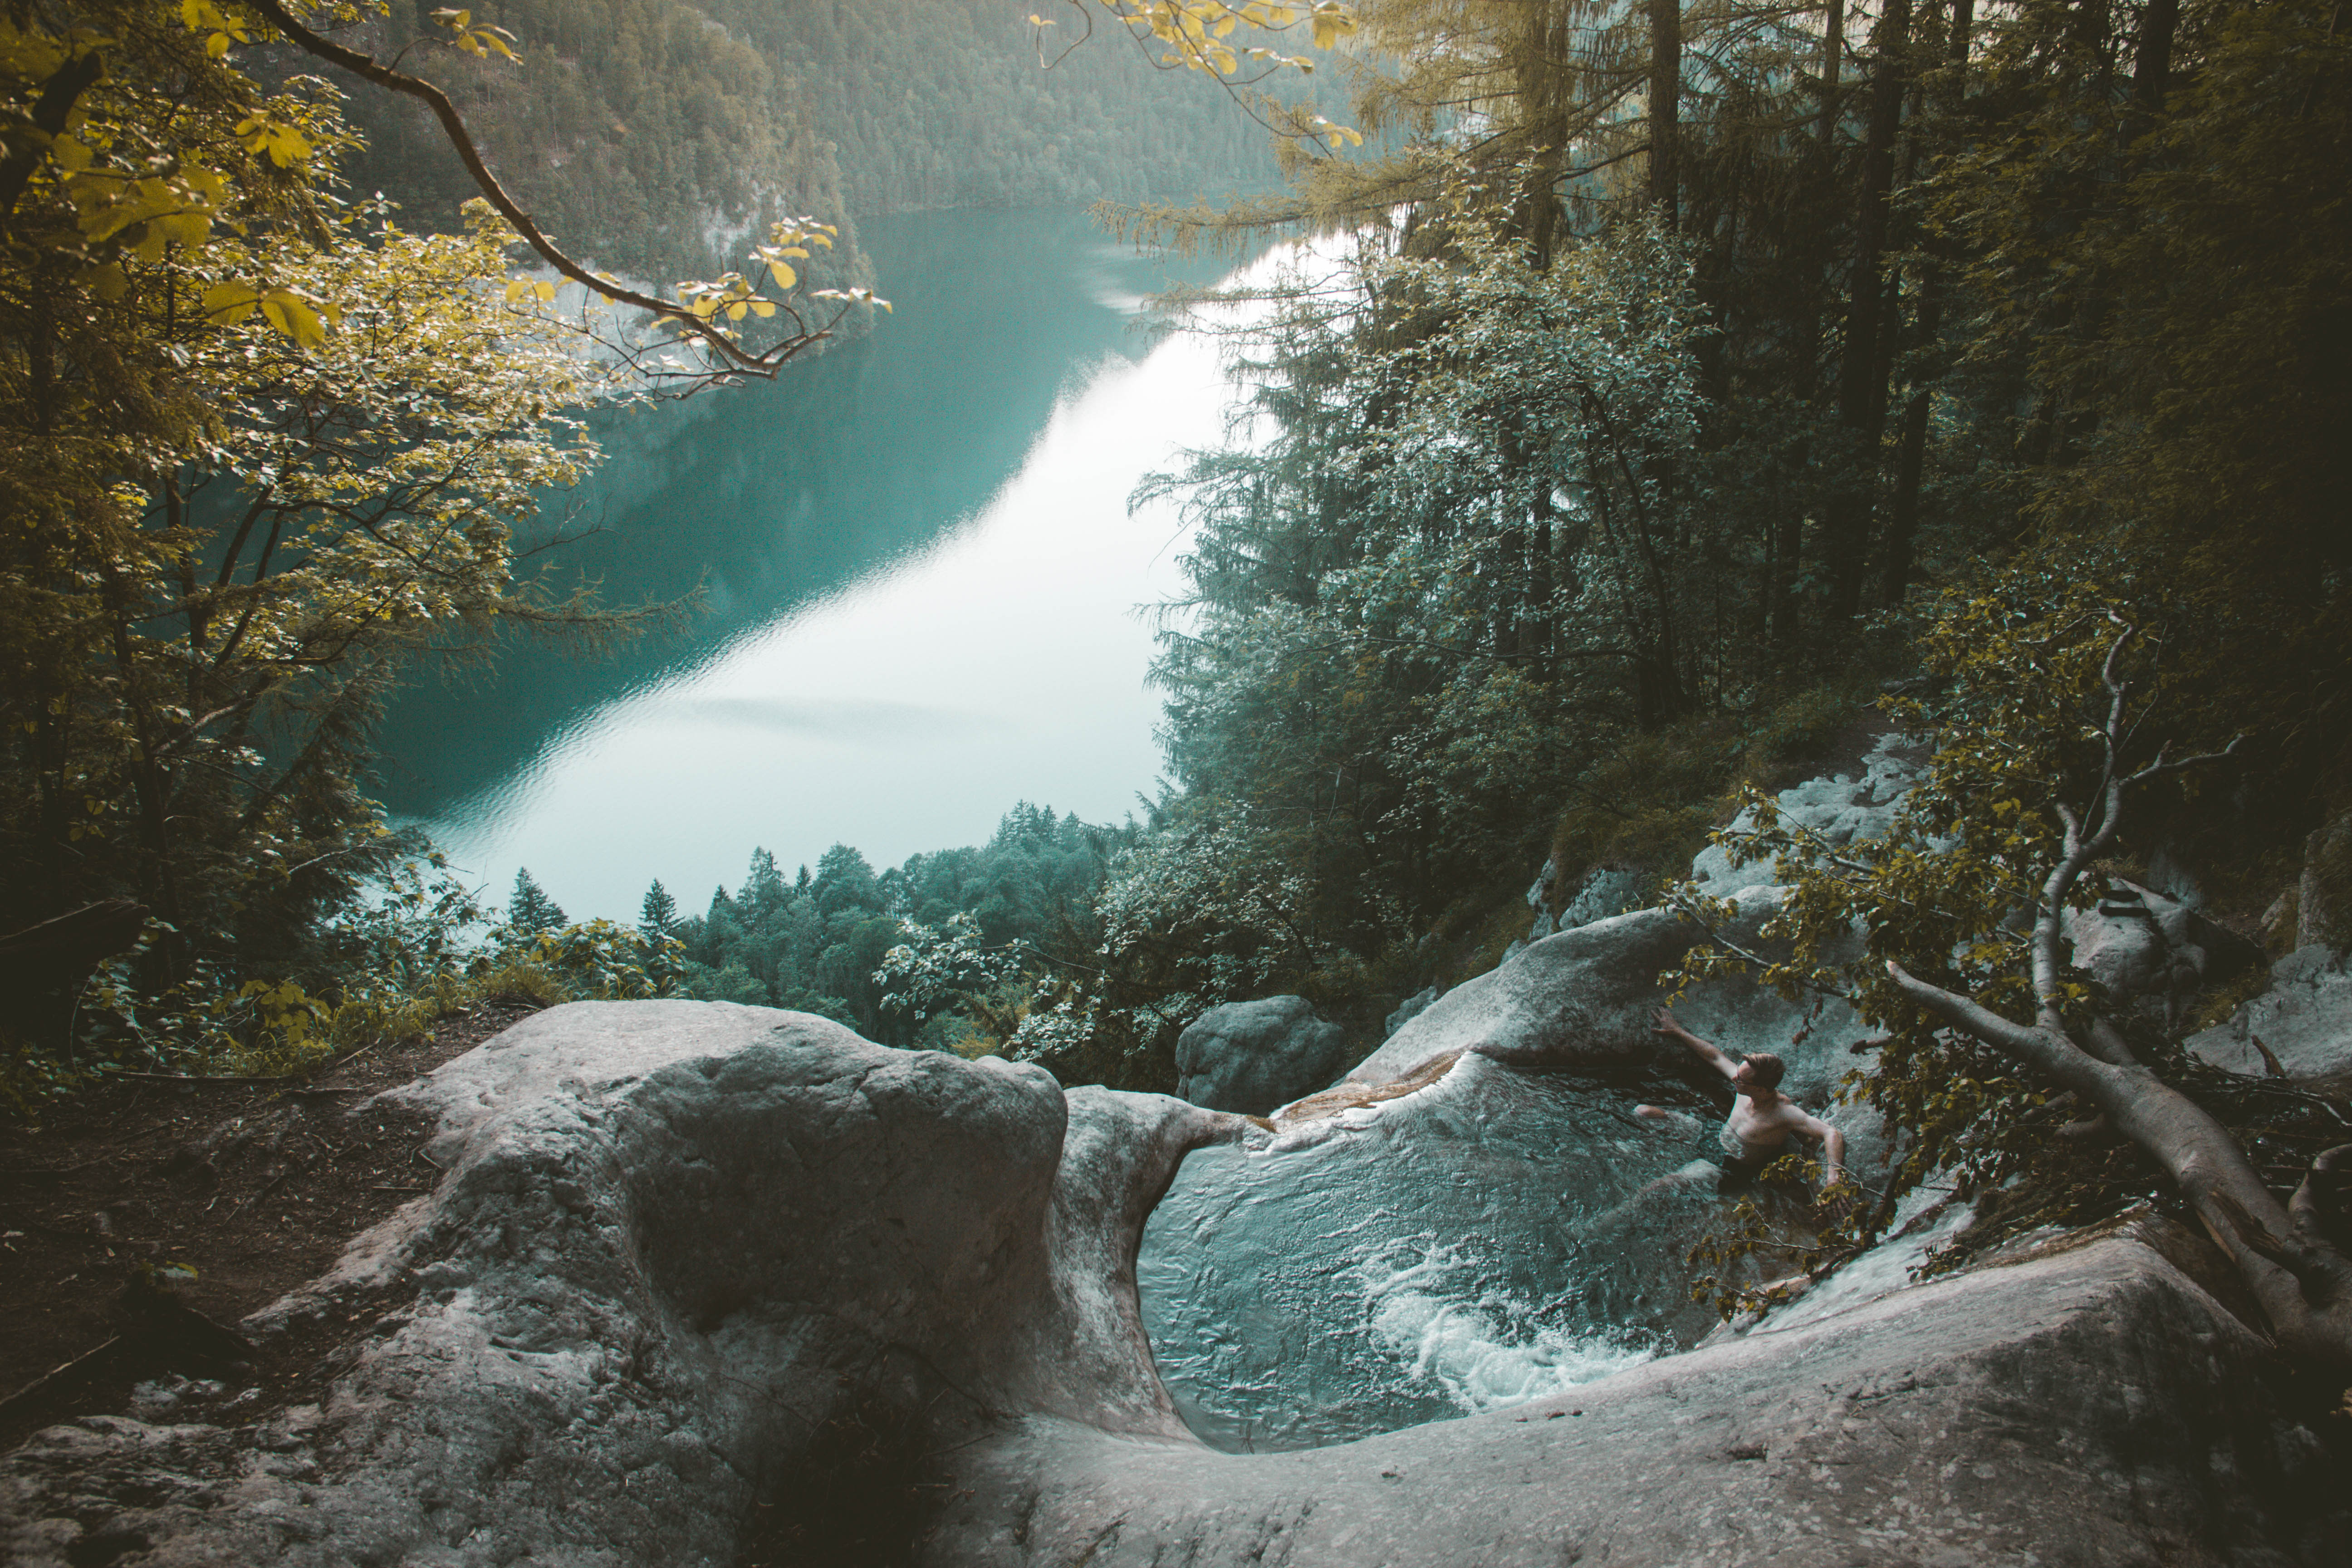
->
xmin=1174 ymin=997 xmax=1354 ymax=1116
xmin=1384 ymin=985 xmax=1441 ymax=1040
xmin=1555 ymin=866 xmax=1645 ymax=931
xmin=2299 ymin=807 xmax=2352 ymax=952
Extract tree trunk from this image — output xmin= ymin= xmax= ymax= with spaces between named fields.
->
xmin=1650 ymin=0 xmax=1681 ymax=229
xmin=1880 ymin=642 xmax=2352 ymax=1363
xmin=1876 ymin=0 xmax=1971 ymax=609
xmin=1877 ymin=386 xmax=1931 ymax=608
xmin=1824 ymin=0 xmax=1914 ymax=624
xmin=2130 ymin=0 xmax=2180 ymax=137
xmin=1818 ymin=0 xmax=1846 ymax=146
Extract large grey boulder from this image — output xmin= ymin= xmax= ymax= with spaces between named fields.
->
xmin=1350 ymin=887 xmax=1866 ymax=1108
xmin=1174 ymin=996 xmax=1353 ymax=1116
xmin=0 ymin=1002 xmax=1240 ymax=1568
xmin=1341 ymin=743 xmax=1933 ymax=1189
xmin=2187 ymin=943 xmax=2352 ymax=1083
xmin=2064 ymin=877 xmax=2264 ymax=1019
xmin=5 ymin=1000 xmax=2340 ymax=1567
xmin=923 ymin=1221 xmax=2341 ymax=1567
xmin=1362 ymin=735 xmax=1923 ymax=1098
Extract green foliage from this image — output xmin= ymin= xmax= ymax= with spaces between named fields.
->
xmin=0 ymin=852 xmax=684 ymax=1104
xmin=669 ymin=804 xmax=1129 ymax=1048
xmin=1000 ymin=800 xmax=1330 ymax=1088
xmin=638 ymin=878 xmax=678 ymax=942
xmin=874 ymin=911 xmax=1024 ymax=1027
xmin=1663 ymin=559 xmax=2243 ymax=1249
xmin=0 ymin=4 xmax=722 ymax=1089
xmin=495 ymin=916 xmax=683 ymax=1000
xmin=1142 ymin=211 xmax=1716 ymax=951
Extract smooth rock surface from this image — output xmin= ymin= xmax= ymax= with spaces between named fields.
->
xmin=1350 ymin=889 xmax=1866 ymax=1106
xmin=2187 ymin=943 xmax=2352 ymax=1083
xmin=0 ymin=1002 xmax=1240 ymax=1567
xmin=925 ymin=1226 xmax=2344 ymax=1568
xmin=1174 ymin=996 xmax=1354 ymax=1117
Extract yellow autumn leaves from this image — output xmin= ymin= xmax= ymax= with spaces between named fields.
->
xmin=426 ymin=7 xmax=520 ymax=63
xmin=201 ymin=279 xmax=343 ymax=345
xmin=663 ymin=217 xmax=893 ymax=327
xmin=1073 ymin=0 xmax=1363 ymax=145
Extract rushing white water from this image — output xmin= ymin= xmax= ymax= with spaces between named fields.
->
xmin=1357 ymin=1241 xmax=1657 ymax=1413
xmin=1137 ymin=1056 xmax=1729 ymax=1452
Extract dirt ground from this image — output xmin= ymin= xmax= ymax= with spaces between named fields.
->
xmin=0 ymin=1000 xmax=542 ymax=1455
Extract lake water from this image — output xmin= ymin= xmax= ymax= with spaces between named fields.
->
xmin=375 ymin=208 xmax=1258 ymax=920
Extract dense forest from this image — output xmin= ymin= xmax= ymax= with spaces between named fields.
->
xmin=820 ymin=0 xmax=2331 ymax=1107
xmin=339 ymin=0 xmax=1306 ymax=286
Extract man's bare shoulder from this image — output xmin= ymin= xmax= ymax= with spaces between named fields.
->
xmin=1749 ymin=1097 xmax=1830 ymax=1136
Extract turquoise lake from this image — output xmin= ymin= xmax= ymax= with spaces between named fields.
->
xmin=375 ymin=208 xmax=1263 ymax=918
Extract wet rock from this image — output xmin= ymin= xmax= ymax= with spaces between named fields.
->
xmin=1350 ymin=888 xmax=1861 ymax=1098
xmin=1173 ymin=996 xmax=1354 ymax=1117
xmin=923 ymin=1225 xmax=2340 ymax=1567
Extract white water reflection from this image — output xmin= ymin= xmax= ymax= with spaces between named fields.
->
xmin=427 ymin=314 xmax=1232 ymax=918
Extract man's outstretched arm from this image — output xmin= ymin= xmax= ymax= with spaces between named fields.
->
xmin=1652 ymin=1008 xmax=1740 ymax=1082
xmin=1795 ymin=1111 xmax=1847 ymax=1184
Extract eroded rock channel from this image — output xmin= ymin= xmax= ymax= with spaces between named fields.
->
xmin=4 ymin=741 xmax=2345 ymax=1566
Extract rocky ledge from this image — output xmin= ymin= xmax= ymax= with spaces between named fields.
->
xmin=3 ymin=995 xmax=2344 ymax=1566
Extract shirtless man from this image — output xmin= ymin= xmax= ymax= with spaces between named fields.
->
xmin=1635 ymin=1008 xmax=1846 ymax=1191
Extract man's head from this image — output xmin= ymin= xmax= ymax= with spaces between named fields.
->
xmin=1733 ymin=1053 xmax=1785 ymax=1097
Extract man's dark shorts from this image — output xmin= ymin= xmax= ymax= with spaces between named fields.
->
xmin=1718 ymin=1151 xmax=1773 ymax=1191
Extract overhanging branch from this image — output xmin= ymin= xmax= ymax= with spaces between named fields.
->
xmin=246 ymin=0 xmax=838 ymax=379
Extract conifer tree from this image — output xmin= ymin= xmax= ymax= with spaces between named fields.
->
xmin=509 ymin=868 xmax=567 ymax=935
xmin=639 ymin=880 xmax=679 ymax=942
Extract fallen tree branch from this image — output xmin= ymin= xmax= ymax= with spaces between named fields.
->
xmin=1886 ymin=956 xmax=2352 ymax=1363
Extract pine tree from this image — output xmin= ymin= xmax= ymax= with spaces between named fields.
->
xmin=640 ymin=880 xmax=679 ymax=941
xmin=510 ymin=868 xmax=568 ymax=935
xmin=744 ymin=848 xmax=790 ymax=913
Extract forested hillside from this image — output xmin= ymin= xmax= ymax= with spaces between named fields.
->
xmin=652 ymin=803 xmax=1127 ymax=1046
xmin=338 ymin=0 xmax=871 ymax=287
xmin=339 ymin=0 xmax=1298 ymax=286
